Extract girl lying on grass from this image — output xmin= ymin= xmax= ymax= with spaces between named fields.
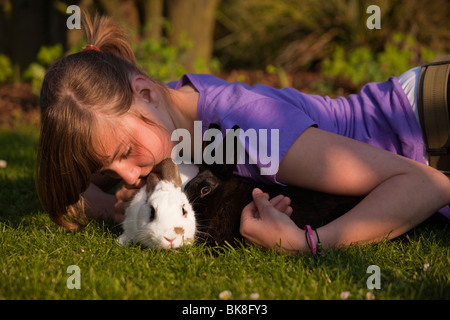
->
xmin=35 ymin=15 xmax=450 ymax=255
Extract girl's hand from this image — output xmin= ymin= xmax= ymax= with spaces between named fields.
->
xmin=114 ymin=178 xmax=146 ymax=222
xmin=240 ymin=188 xmax=303 ymax=255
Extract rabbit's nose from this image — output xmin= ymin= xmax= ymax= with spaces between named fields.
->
xmin=164 ymin=236 xmax=175 ymax=243
xmin=174 ymin=227 xmax=184 ymax=235
xmin=164 ymin=237 xmax=175 ymax=249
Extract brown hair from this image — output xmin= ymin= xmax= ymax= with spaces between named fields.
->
xmin=36 ymin=14 xmax=169 ymax=230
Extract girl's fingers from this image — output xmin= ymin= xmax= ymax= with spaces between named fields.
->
xmin=115 ymin=185 xmax=140 ymax=202
xmin=270 ymin=194 xmax=292 ymax=216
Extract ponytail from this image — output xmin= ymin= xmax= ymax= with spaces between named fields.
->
xmin=82 ymin=14 xmax=137 ymax=65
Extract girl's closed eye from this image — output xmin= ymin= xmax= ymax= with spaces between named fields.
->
xmin=121 ymin=146 xmax=133 ymax=160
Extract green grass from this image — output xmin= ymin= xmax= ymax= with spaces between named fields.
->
xmin=1 ymin=124 xmax=449 ymax=300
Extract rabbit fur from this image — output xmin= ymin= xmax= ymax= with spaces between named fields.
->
xmin=118 ymin=158 xmax=199 ymax=249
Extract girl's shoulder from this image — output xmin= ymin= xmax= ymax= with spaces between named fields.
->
xmin=166 ymin=73 xmax=229 ymax=91
xmin=168 ymin=73 xmax=302 ymax=100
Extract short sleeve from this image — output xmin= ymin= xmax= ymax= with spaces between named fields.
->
xmin=200 ymin=97 xmax=317 ymax=185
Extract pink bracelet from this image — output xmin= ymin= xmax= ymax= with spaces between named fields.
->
xmin=304 ymin=225 xmax=317 ymax=255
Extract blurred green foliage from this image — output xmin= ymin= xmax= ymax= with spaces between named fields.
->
xmin=0 ymin=54 xmax=13 ymax=84
xmin=322 ymin=33 xmax=441 ymax=88
xmin=134 ymin=31 xmax=190 ymax=82
xmin=134 ymin=27 xmax=220 ymax=83
xmin=215 ymin=0 xmax=449 ymax=77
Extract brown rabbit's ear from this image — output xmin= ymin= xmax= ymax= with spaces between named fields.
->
xmin=205 ymin=124 xmax=240 ymax=180
xmin=158 ymin=158 xmax=182 ymax=188
xmin=146 ymin=173 xmax=160 ymax=193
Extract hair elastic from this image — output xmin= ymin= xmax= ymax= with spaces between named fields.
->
xmin=83 ymin=44 xmax=101 ymax=52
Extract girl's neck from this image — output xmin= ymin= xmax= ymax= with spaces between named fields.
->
xmin=169 ymin=84 xmax=200 ymax=135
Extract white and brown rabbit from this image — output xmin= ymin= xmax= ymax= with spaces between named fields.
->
xmin=118 ymin=158 xmax=198 ymax=249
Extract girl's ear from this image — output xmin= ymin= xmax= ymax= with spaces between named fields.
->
xmin=130 ymin=75 xmax=159 ymax=106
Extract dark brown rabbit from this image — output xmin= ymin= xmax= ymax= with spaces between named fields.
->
xmin=184 ymin=124 xmax=363 ymax=247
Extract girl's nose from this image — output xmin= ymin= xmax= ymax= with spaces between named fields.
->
xmin=112 ymin=164 xmax=140 ymax=185
xmin=122 ymin=169 xmax=140 ymax=185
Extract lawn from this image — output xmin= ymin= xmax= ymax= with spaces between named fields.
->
xmin=1 ymin=124 xmax=449 ymax=302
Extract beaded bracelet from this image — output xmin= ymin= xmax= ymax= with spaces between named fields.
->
xmin=304 ymin=225 xmax=323 ymax=256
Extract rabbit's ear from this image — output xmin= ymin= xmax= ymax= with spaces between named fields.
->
xmin=159 ymin=158 xmax=182 ymax=188
xmin=224 ymin=124 xmax=241 ymax=166
xmin=212 ymin=124 xmax=240 ymax=179
xmin=201 ymin=123 xmax=241 ymax=179
xmin=146 ymin=173 xmax=160 ymax=193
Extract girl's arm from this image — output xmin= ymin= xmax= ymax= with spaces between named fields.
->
xmin=240 ymin=127 xmax=450 ymax=254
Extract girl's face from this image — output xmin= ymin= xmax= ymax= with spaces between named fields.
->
xmin=98 ymin=114 xmax=173 ymax=185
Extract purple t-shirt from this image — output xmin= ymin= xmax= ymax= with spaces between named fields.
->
xmin=167 ymin=73 xmax=424 ymax=185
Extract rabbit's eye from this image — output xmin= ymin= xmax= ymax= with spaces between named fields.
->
xmin=149 ymin=205 xmax=156 ymax=222
xmin=182 ymin=205 xmax=188 ymax=217
xmin=200 ymin=186 xmax=211 ymax=197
